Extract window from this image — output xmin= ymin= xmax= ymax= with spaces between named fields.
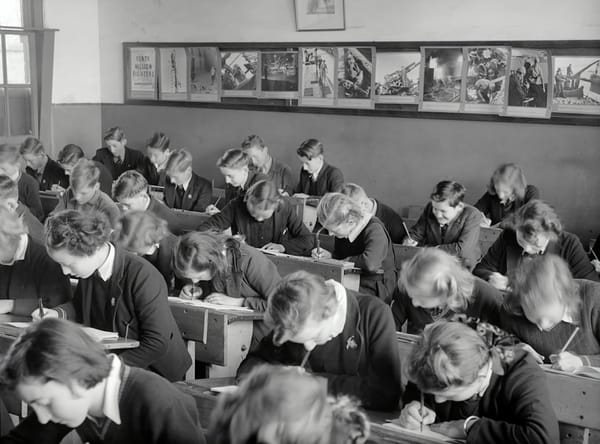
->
xmin=0 ymin=0 xmax=38 ymax=141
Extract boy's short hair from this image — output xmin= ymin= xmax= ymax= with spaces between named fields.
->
xmin=316 ymin=192 xmax=363 ymax=229
xmin=0 ymin=318 xmax=110 ymax=391
xmin=0 ymin=175 xmax=18 ymax=201
xmin=146 ymin=132 xmax=170 ymax=151
xmin=512 ymin=199 xmax=562 ymax=242
xmin=103 ymin=126 xmax=125 ymax=142
xmin=116 ymin=210 xmax=169 ymax=254
xmin=216 ymin=148 xmax=249 ymax=170
xmin=339 ymin=183 xmax=369 ymax=202
xmin=19 ymin=137 xmax=45 ymax=156
xmin=296 ymin=138 xmax=324 ymax=159
xmin=70 ymin=159 xmax=100 ymax=191
xmin=45 ymin=209 xmax=112 ymax=256
xmin=245 ymin=180 xmax=281 ymax=212
xmin=57 ymin=144 xmax=85 ymax=166
xmin=489 ymin=163 xmax=527 ymax=199
xmin=113 ymin=170 xmax=148 ymax=201
xmin=430 ymin=180 xmax=466 ymax=207
xmin=266 ymin=271 xmax=337 ymax=346
xmin=408 ymin=321 xmax=490 ymax=392
xmin=0 ymin=144 xmax=22 ymax=166
xmin=166 ymin=149 xmax=193 ymax=174
xmin=240 ymin=134 xmax=266 ymax=151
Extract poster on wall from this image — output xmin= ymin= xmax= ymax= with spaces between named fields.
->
xmin=419 ymin=47 xmax=463 ymax=113
xmin=128 ymin=47 xmax=157 ymax=100
xmin=552 ymin=55 xmax=600 ymax=115
xmin=298 ymin=47 xmax=336 ymax=107
xmin=260 ymin=51 xmax=299 ymax=99
xmin=336 ymin=47 xmax=375 ymax=109
xmin=188 ymin=47 xmax=221 ymax=102
xmin=159 ymin=47 xmax=188 ymax=101
xmin=221 ymin=51 xmax=259 ymax=97
xmin=374 ymin=51 xmax=420 ymax=104
xmin=463 ymin=47 xmax=509 ymax=114
xmin=504 ymin=48 xmax=551 ymax=118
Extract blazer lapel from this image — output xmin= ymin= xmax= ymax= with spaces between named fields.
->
xmin=340 ymin=293 xmax=362 ymax=374
xmin=182 ymin=174 xmax=198 ymax=211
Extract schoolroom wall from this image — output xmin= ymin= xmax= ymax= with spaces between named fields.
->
xmin=46 ymin=0 xmax=600 ymax=243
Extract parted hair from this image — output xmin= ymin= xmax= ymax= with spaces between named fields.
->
xmin=511 ymin=199 xmax=562 ymax=243
xmin=45 ymin=209 xmax=112 ymax=256
xmin=0 ymin=318 xmax=110 ymax=391
xmin=0 ymin=175 xmax=18 ymax=200
xmin=115 ymin=211 xmax=169 ymax=254
xmin=408 ymin=321 xmax=491 ymax=391
xmin=19 ymin=137 xmax=45 ymax=156
xmin=430 ymin=180 xmax=466 ymax=207
xmin=240 ymin=134 xmax=266 ymax=151
xmin=216 ymin=148 xmax=250 ymax=170
xmin=267 ymin=271 xmax=338 ymax=346
xmin=208 ymin=365 xmax=370 ymax=444
xmin=0 ymin=206 xmax=27 ymax=250
xmin=112 ymin=170 xmax=148 ymax=201
xmin=70 ymin=159 xmax=100 ymax=191
xmin=297 ymin=138 xmax=324 ymax=159
xmin=245 ymin=180 xmax=281 ymax=212
xmin=57 ymin=144 xmax=85 ymax=166
xmin=146 ymin=131 xmax=170 ymax=151
xmin=317 ymin=192 xmax=364 ymax=229
xmin=103 ymin=126 xmax=125 ymax=142
xmin=166 ymin=149 xmax=193 ymax=173
xmin=488 ymin=163 xmax=527 ymax=200
xmin=504 ymin=254 xmax=579 ymax=318
xmin=399 ymin=248 xmax=475 ymax=312
xmin=340 ymin=183 xmax=369 ymax=202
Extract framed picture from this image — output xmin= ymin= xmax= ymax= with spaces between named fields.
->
xmin=127 ymin=47 xmax=157 ymax=100
xmin=221 ymin=51 xmax=259 ymax=97
xmin=419 ymin=47 xmax=464 ymax=113
xmin=260 ymin=51 xmax=299 ymax=99
xmin=299 ymin=47 xmax=336 ymax=107
xmin=295 ymin=0 xmax=345 ymax=31
xmin=336 ymin=47 xmax=375 ymax=109
xmin=158 ymin=47 xmax=188 ymax=101
xmin=504 ymin=48 xmax=551 ymax=119
xmin=375 ymin=51 xmax=420 ymax=104
xmin=188 ymin=47 xmax=221 ymax=102
xmin=463 ymin=47 xmax=509 ymax=114
xmin=552 ymin=55 xmax=600 ymax=115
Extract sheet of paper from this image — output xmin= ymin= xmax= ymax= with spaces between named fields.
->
xmin=168 ymin=297 xmax=254 ymax=312
xmin=210 ymin=385 xmax=238 ymax=394
xmin=82 ymin=327 xmax=119 ymax=341
xmin=5 ymin=322 xmax=32 ymax=328
xmin=382 ymin=422 xmax=465 ymax=443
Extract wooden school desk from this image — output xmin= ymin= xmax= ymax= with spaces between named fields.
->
xmin=289 ymin=195 xmax=320 ymax=231
xmin=263 ymin=251 xmax=361 ymax=291
xmin=168 ymin=298 xmax=264 ymax=380
xmin=39 ymin=190 xmax=62 ymax=217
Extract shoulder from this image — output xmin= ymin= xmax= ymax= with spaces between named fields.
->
xmin=460 ymin=204 xmax=482 ymax=221
xmin=125 ymin=366 xmax=196 ymax=407
xmin=558 ymin=231 xmax=583 ymax=247
xmin=325 ymin=163 xmax=343 ymax=176
xmin=19 ymin=172 xmax=37 ymax=187
xmin=117 ymin=247 xmax=165 ymax=284
xmin=352 ymin=290 xmax=392 ymax=318
xmin=365 ymin=217 xmax=388 ymax=236
xmin=98 ymin=191 xmax=119 ymax=207
xmin=576 ymin=279 xmax=600 ymax=307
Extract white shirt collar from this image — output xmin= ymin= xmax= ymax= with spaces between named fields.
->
xmin=14 ymin=234 xmax=29 ymax=262
xmin=347 ymin=214 xmax=371 ymax=243
xmin=326 ymin=279 xmax=348 ymax=339
xmin=181 ymin=174 xmax=192 ymax=192
xmin=98 ymin=354 xmax=122 ymax=425
xmin=311 ymin=161 xmax=324 ymax=181
xmin=96 ymin=243 xmax=116 ymax=281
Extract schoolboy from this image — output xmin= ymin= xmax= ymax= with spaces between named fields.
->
xmin=20 ymin=137 xmax=69 ymax=191
xmin=57 ymin=143 xmax=113 ymax=195
xmin=0 ymin=144 xmax=43 ymax=221
xmin=241 ymin=134 xmax=295 ymax=195
xmin=164 ymin=149 xmax=212 ymax=212
xmin=0 ymin=175 xmax=44 ymax=242
xmin=93 ymin=127 xmax=146 ymax=180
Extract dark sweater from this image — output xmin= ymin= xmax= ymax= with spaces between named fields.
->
xmin=93 ymin=146 xmax=147 ymax=180
xmin=374 ymin=199 xmax=406 ymax=244
xmin=499 ymin=279 xmax=600 ymax=366
xmin=0 ymin=236 xmax=71 ymax=315
xmin=410 ymin=203 xmax=481 ymax=270
xmin=223 ymin=170 xmax=265 ymax=207
xmin=53 ymin=188 xmax=121 ymax=229
xmin=0 ymin=361 xmax=206 ymax=444
xmin=391 ymin=277 xmax=503 ymax=333
xmin=198 ymin=196 xmax=314 ymax=256
xmin=237 ymin=290 xmax=403 ymax=411
xmin=404 ymin=351 xmax=559 ymax=444
xmin=17 ymin=173 xmax=43 ymax=221
xmin=475 ymin=185 xmax=539 ymax=226
xmin=16 ymin=204 xmax=44 ymax=243
xmin=295 ymin=162 xmax=344 ymax=197
xmin=473 ymin=229 xmax=598 ymax=282
xmin=164 ymin=172 xmax=212 ymax=212
xmin=141 ymin=232 xmax=177 ymax=291
xmin=25 ymin=158 xmax=69 ymax=191
xmin=55 ymin=246 xmax=191 ymax=382
xmin=333 ymin=217 xmax=397 ymax=303
xmin=260 ymin=158 xmax=296 ymax=195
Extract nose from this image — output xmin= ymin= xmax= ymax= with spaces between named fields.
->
xmin=32 ymin=405 xmax=51 ymax=424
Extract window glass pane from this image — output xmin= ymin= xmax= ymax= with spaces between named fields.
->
xmin=6 ymin=34 xmax=30 ymax=84
xmin=0 ymin=89 xmax=6 ymax=137
xmin=8 ymin=87 xmax=31 ymax=136
xmin=0 ymin=0 xmax=23 ymax=27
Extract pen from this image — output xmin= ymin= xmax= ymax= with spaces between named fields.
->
xmin=560 ymin=326 xmax=580 ymax=353
xmin=38 ymin=298 xmax=45 ymax=319
xmin=213 ymin=196 xmax=222 ymax=208
xmin=402 ymin=222 xmax=413 ymax=242
xmin=420 ymin=391 xmax=424 ymax=432
xmin=300 ymin=349 xmax=311 ymax=369
xmin=314 ymin=227 xmax=323 ymax=261
xmin=591 ymin=248 xmax=599 ymax=262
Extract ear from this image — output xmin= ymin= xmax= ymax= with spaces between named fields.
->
xmin=456 ymin=202 xmax=465 ymax=211
xmin=69 ymin=381 xmax=89 ymax=399
xmin=122 ymin=138 xmax=128 ymax=146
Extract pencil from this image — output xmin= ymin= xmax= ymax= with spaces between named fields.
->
xmin=591 ymin=248 xmax=599 ymax=262
xmin=402 ymin=222 xmax=413 ymax=241
xmin=560 ymin=326 xmax=580 ymax=353
xmin=419 ymin=391 xmax=424 ymax=432
xmin=300 ymin=349 xmax=311 ymax=369
xmin=213 ymin=196 xmax=222 ymax=208
xmin=314 ymin=227 xmax=323 ymax=261
xmin=38 ymin=298 xmax=45 ymax=318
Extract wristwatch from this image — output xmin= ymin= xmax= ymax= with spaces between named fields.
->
xmin=463 ymin=415 xmax=480 ymax=435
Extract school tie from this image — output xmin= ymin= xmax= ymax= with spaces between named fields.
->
xmin=113 ymin=156 xmax=122 ymax=166
xmin=176 ymin=186 xmax=185 ymax=206
xmin=440 ymin=224 xmax=448 ymax=241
